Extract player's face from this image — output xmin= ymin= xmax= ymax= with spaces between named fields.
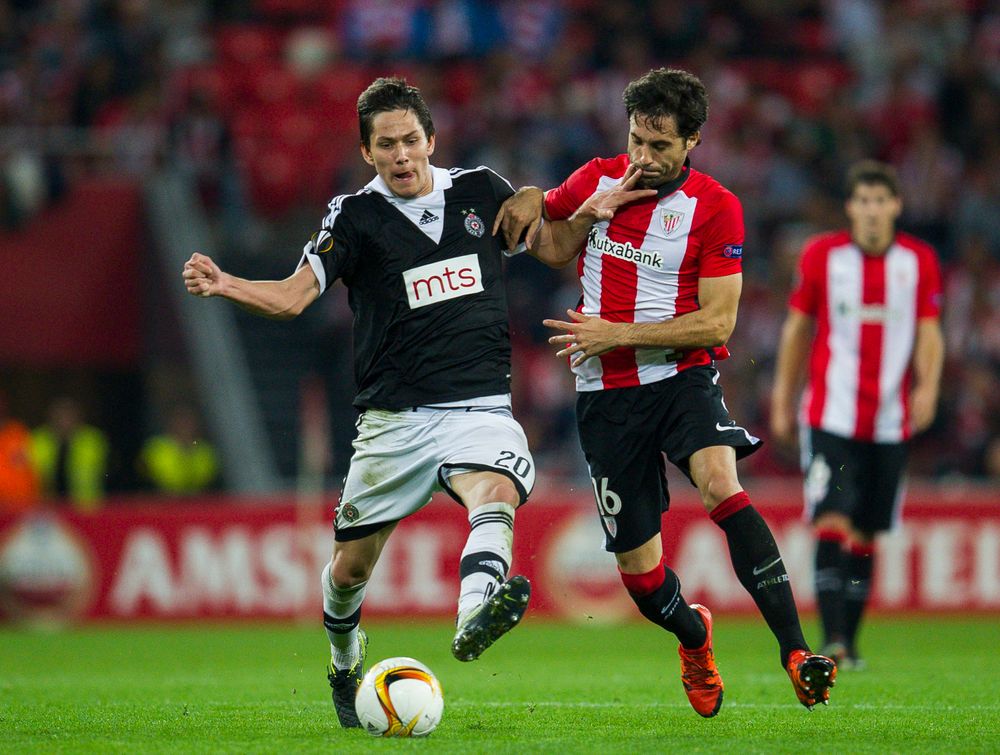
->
xmin=361 ymin=109 xmax=436 ymax=199
xmin=627 ymin=114 xmax=699 ymax=188
xmin=846 ymin=183 xmax=901 ymax=252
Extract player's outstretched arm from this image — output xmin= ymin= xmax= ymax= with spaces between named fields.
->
xmin=182 ymin=252 xmax=320 ymax=320
xmin=770 ymin=309 xmax=815 ymax=445
xmin=531 ymin=165 xmax=657 ymax=269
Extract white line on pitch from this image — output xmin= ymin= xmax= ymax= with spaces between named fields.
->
xmin=448 ymin=701 xmax=1000 ymax=711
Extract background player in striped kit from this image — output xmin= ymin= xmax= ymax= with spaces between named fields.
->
xmin=771 ymin=160 xmax=945 ymax=669
xmin=498 ymin=67 xmax=836 ymax=713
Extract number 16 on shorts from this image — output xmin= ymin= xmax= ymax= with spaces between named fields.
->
xmin=591 ymin=476 xmax=622 ymax=538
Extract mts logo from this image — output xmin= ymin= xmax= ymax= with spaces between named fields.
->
xmin=402 ymin=254 xmax=484 ymax=309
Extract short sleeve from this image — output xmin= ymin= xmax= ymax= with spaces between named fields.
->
xmin=916 ymin=243 xmax=943 ymax=318
xmin=698 ymin=191 xmax=744 ymax=277
xmin=544 ymin=158 xmax=606 ymax=221
xmin=483 ymin=167 xmax=516 ymax=205
xmin=789 ymin=239 xmax=824 ymax=316
xmin=298 ymin=195 xmax=361 ymax=293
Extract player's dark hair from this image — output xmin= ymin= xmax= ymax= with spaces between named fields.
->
xmin=357 ymin=77 xmax=435 ymax=148
xmin=623 ymin=68 xmax=708 ymax=143
xmin=845 ymin=160 xmax=900 ymax=198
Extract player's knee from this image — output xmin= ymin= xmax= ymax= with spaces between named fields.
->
xmin=616 ymin=552 xmax=656 ymax=576
xmin=690 ymin=447 xmax=741 ymax=511
xmin=814 ymin=512 xmax=851 ymax=535
xmin=466 ymin=478 xmax=521 ymax=509
xmin=697 ymin=473 xmax=741 ymax=511
xmin=492 ymin=480 xmax=521 ymax=508
xmin=330 ymin=556 xmax=375 ymax=588
xmin=614 ymin=534 xmax=662 ymax=575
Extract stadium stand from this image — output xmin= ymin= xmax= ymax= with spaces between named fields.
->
xmin=0 ymin=0 xmax=997 ymax=489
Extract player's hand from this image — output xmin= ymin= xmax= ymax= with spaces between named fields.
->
xmin=909 ymin=384 xmax=938 ymax=434
xmin=574 ymin=164 xmax=657 ymax=223
xmin=769 ymin=406 xmax=798 ymax=447
xmin=183 ymin=252 xmax=225 ymax=298
xmin=493 ymin=187 xmax=544 ymax=250
xmin=543 ymin=309 xmax=624 ymax=367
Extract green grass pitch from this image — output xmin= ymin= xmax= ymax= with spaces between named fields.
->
xmin=1 ymin=616 xmax=997 ymax=753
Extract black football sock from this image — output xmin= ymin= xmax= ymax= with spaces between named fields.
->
xmin=814 ymin=530 xmax=847 ymax=648
xmin=711 ymin=492 xmax=807 ymax=666
xmin=620 ymin=561 xmax=707 ymax=649
xmin=842 ymin=543 xmax=875 ymax=656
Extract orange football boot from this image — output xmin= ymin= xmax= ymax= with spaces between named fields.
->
xmin=677 ymin=603 xmax=724 ymax=718
xmin=786 ymin=649 xmax=837 ymax=710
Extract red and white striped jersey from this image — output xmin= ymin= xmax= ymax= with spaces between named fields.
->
xmin=545 ymin=155 xmax=744 ymax=391
xmin=790 ymin=230 xmax=943 ymax=442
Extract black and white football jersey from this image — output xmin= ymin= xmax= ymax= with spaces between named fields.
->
xmin=300 ymin=165 xmax=518 ymax=410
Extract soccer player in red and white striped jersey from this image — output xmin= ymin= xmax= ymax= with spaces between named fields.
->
xmin=771 ymin=160 xmax=945 ymax=669
xmin=499 ymin=68 xmax=835 ymax=713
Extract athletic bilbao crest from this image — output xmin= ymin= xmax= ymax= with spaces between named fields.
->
xmin=463 ymin=209 xmax=485 ymax=238
xmin=601 ymin=515 xmax=618 ymax=539
xmin=661 ymin=209 xmax=685 ymax=236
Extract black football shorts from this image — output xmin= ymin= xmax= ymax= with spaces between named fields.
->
xmin=576 ymin=365 xmax=762 ymax=553
xmin=801 ymin=427 xmax=908 ymax=534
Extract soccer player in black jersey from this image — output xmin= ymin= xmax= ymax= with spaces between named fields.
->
xmin=183 ymin=77 xmax=544 ymax=729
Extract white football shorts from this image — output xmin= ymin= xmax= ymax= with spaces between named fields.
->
xmin=335 ymin=405 xmax=535 ymax=539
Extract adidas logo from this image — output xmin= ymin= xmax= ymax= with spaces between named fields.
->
xmin=419 ymin=209 xmax=440 ymax=225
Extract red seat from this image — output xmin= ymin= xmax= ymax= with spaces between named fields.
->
xmin=176 ymin=66 xmax=228 ymax=108
xmin=231 ymin=107 xmax=268 ymax=141
xmin=298 ymin=141 xmax=349 ymax=205
xmin=268 ymin=103 xmax=322 ymax=148
xmin=794 ymin=19 xmax=834 ymax=55
xmin=253 ymin=0 xmax=341 ymax=23
xmin=442 ymin=63 xmax=478 ymax=107
xmin=788 ymin=62 xmax=853 ymax=114
xmin=313 ymin=65 xmax=371 ymax=107
xmin=215 ymin=25 xmax=283 ymax=65
xmin=245 ymin=145 xmax=301 ymax=217
xmin=249 ymin=65 xmax=301 ymax=105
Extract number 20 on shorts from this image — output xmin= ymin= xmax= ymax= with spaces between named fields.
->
xmin=494 ymin=450 xmax=531 ymax=478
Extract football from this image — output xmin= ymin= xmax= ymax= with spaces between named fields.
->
xmin=354 ymin=657 xmax=444 ymax=737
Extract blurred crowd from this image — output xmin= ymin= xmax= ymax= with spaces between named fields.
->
xmin=1 ymin=0 xmax=998 ymax=493
xmin=0 ymin=392 xmax=219 ymax=512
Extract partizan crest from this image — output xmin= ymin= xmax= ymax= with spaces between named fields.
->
xmin=463 ymin=208 xmax=485 ymax=238
xmin=339 ymin=503 xmax=360 ymax=523
xmin=661 ymin=209 xmax=685 ymax=236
